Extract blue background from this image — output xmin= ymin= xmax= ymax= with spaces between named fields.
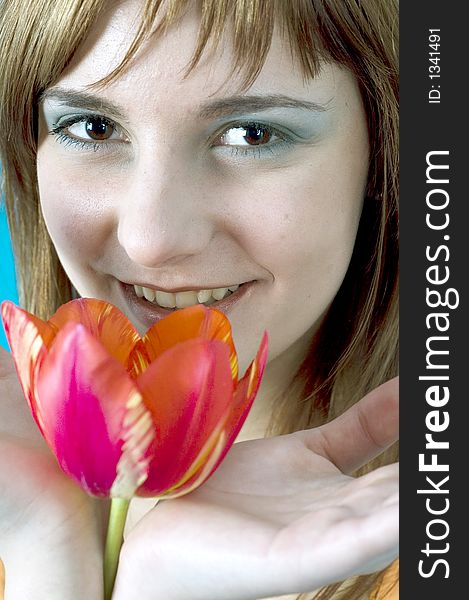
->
xmin=0 ymin=201 xmax=19 ymax=350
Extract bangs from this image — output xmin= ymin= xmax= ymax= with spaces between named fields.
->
xmin=93 ymin=0 xmax=326 ymax=91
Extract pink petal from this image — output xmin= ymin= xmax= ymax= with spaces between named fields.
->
xmin=37 ymin=323 xmax=145 ymax=497
xmin=1 ymin=301 xmax=57 ymax=436
xmin=135 ymin=338 xmax=234 ymax=496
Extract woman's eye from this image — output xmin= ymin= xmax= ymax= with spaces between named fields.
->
xmin=218 ymin=124 xmax=278 ymax=147
xmin=212 ymin=122 xmax=296 ymax=159
xmin=67 ymin=116 xmax=119 ymax=141
xmin=49 ymin=114 xmax=127 ymax=151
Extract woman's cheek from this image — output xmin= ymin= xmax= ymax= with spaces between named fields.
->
xmin=38 ymin=152 xmax=113 ymax=255
xmin=227 ymin=166 xmax=360 ymax=276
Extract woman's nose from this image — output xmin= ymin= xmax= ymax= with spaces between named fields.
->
xmin=116 ymin=163 xmax=214 ymax=268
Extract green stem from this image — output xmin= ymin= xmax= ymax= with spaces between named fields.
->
xmin=103 ymin=497 xmax=130 ymax=600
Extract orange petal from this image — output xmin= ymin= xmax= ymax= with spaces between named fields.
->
xmin=159 ymin=330 xmax=268 ymax=497
xmin=160 ymin=427 xmax=228 ymax=499
xmin=227 ymin=332 xmax=268 ymax=444
xmin=1 ymin=301 xmax=56 ymax=435
xmin=1 ymin=300 xmax=57 ymax=347
xmin=141 ymin=305 xmax=238 ymax=381
xmin=135 ymin=337 xmax=234 ymax=496
xmin=125 ymin=338 xmax=154 ymax=380
xmin=49 ymin=299 xmax=142 ymax=369
xmin=208 ymin=331 xmax=269 ymax=476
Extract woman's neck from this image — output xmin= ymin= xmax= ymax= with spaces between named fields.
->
xmin=236 ymin=330 xmax=314 ymax=442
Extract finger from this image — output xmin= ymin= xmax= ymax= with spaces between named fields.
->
xmin=0 ymin=345 xmax=15 ymax=380
xmin=0 ymin=344 xmax=45 ymax=445
xmin=303 ymin=377 xmax=398 ymax=474
xmin=270 ymin=490 xmax=398 ymax=595
xmin=0 ymin=558 xmax=5 ymax=600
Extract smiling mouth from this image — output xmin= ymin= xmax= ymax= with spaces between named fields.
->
xmin=132 ymin=283 xmax=247 ymax=310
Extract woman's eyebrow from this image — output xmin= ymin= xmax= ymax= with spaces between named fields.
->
xmin=39 ymin=87 xmax=128 ymax=122
xmin=197 ymin=94 xmax=331 ymax=119
xmin=39 ymin=87 xmax=330 ymax=120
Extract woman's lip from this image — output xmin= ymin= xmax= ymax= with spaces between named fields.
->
xmin=119 ymin=280 xmax=255 ymax=331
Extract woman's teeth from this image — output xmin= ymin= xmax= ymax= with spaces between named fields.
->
xmin=133 ymin=284 xmax=240 ymax=309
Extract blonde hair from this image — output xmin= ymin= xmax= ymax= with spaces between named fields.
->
xmin=0 ymin=1 xmax=398 ymax=598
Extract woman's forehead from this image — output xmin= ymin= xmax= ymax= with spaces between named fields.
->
xmin=43 ymin=0 xmax=365 ymax=140
xmin=54 ymin=0 xmax=333 ymax=101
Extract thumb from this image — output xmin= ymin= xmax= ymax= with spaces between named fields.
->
xmin=302 ymin=377 xmax=399 ymax=474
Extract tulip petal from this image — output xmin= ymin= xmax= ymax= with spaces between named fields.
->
xmin=49 ymin=298 xmax=143 ymax=369
xmin=226 ymin=331 xmax=268 ymax=445
xmin=1 ymin=301 xmax=57 ymax=435
xmin=139 ymin=305 xmax=238 ymax=381
xmin=135 ymin=337 xmax=234 ymax=496
xmin=110 ymin=391 xmax=156 ymax=499
xmin=160 ymin=328 xmax=266 ymax=496
xmin=162 ymin=427 xmax=228 ymax=499
xmin=37 ymin=323 xmax=153 ymax=497
xmin=207 ymin=331 xmax=269 ymax=475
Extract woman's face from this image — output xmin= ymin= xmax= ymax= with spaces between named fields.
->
xmin=37 ymin=0 xmax=369 ymax=375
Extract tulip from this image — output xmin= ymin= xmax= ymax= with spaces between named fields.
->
xmin=1 ymin=298 xmax=268 ymax=599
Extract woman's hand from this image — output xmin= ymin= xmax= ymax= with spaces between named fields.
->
xmin=113 ymin=378 xmax=398 ymax=600
xmin=0 ymin=345 xmax=109 ymax=600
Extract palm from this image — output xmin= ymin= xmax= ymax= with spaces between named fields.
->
xmin=116 ymin=379 xmax=398 ymax=600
